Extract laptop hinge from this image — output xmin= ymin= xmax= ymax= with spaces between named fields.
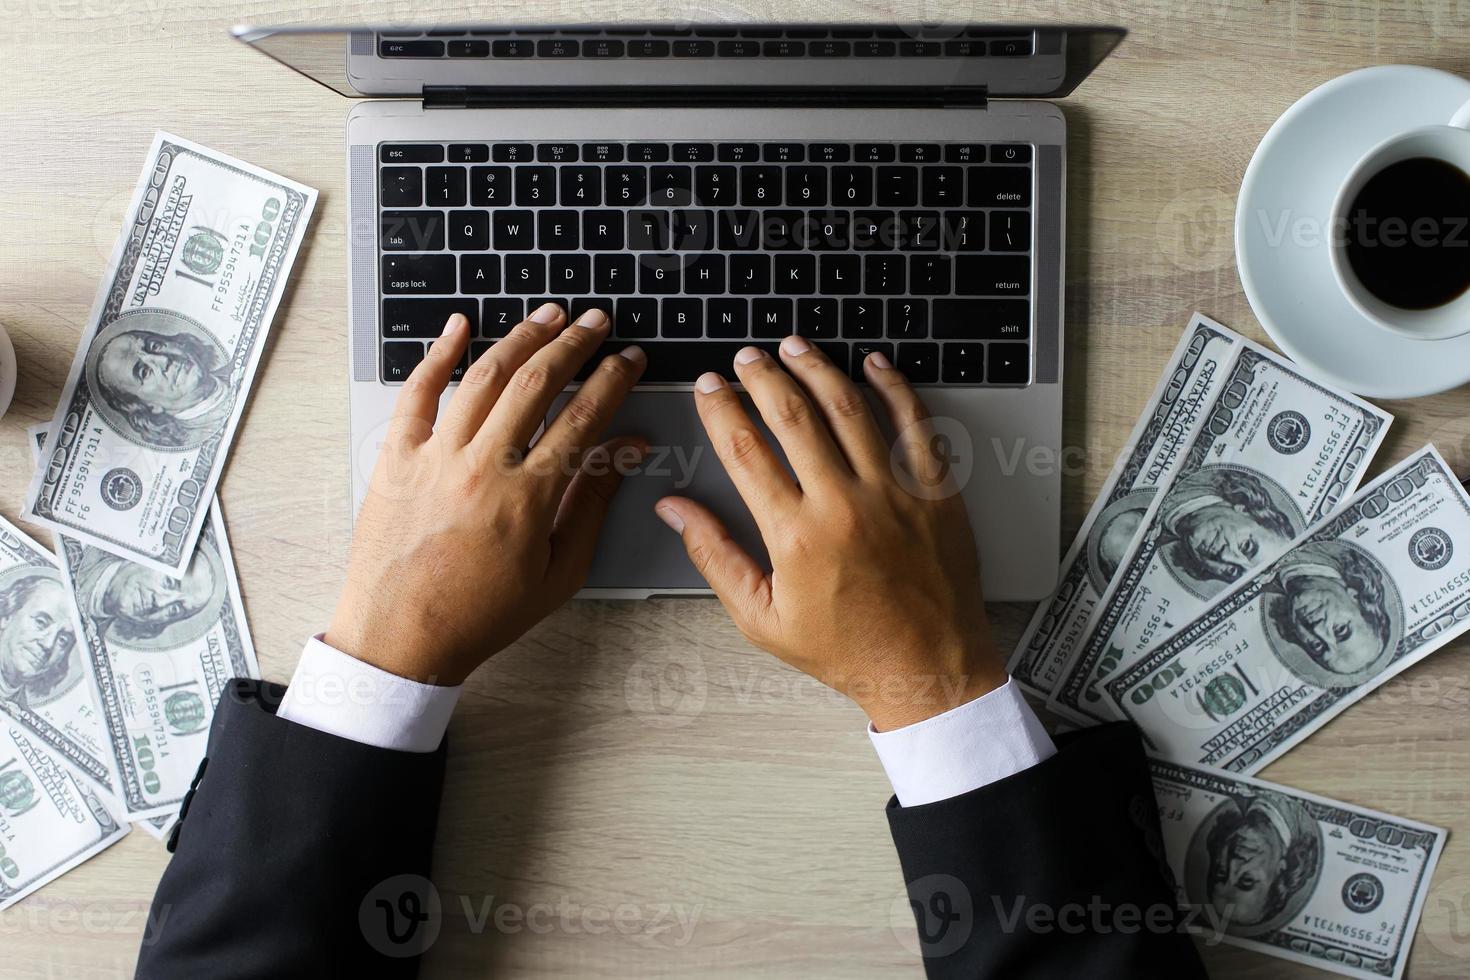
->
xmin=422 ymin=85 xmax=987 ymax=109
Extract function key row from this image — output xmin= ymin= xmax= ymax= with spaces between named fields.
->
xmin=380 ymin=165 xmax=1032 ymax=209
xmin=381 ymin=28 xmax=1033 ymax=40
xmin=379 ymin=37 xmax=1031 ymax=60
xmin=381 ymin=142 xmax=1032 ymax=165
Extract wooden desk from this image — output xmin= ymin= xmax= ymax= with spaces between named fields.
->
xmin=3 ymin=3 xmax=1469 ymax=977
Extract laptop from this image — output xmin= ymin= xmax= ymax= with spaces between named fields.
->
xmin=233 ymin=23 xmax=1125 ymax=601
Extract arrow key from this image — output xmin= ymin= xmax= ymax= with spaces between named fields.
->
xmin=898 ymin=342 xmax=939 ymax=382
xmin=942 ymin=342 xmax=984 ymax=383
xmin=988 ymin=342 xmax=1030 ymax=384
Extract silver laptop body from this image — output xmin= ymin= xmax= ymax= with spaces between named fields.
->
xmin=234 ymin=23 xmax=1125 ymax=601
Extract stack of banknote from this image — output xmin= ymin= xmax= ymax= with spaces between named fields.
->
xmin=0 ymin=132 xmax=314 ymax=910
xmin=1011 ymin=313 xmax=1463 ymax=979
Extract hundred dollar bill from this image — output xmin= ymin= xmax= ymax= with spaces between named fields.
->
xmin=1049 ymin=337 xmax=1391 ymax=723
xmin=1150 ymin=758 xmax=1444 ymax=980
xmin=55 ymin=503 xmax=257 ymax=820
xmin=137 ymin=813 xmax=176 ymax=841
xmin=0 ymin=721 xmax=129 ymax=912
xmin=24 ymin=131 xmax=316 ymax=574
xmin=1108 ymin=446 xmax=1470 ymax=773
xmin=0 ymin=509 xmax=114 ymax=792
xmin=1009 ymin=314 xmax=1240 ymax=695
xmin=25 ymin=426 xmax=171 ymax=840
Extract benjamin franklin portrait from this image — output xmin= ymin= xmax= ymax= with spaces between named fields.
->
xmin=84 ymin=308 xmax=234 ymax=451
xmin=1156 ymin=467 xmax=1301 ymax=600
xmin=1262 ymin=540 xmax=1402 ymax=687
xmin=0 ymin=567 xmax=82 ymax=709
xmin=1086 ymin=490 xmax=1153 ymax=592
xmin=73 ymin=536 xmax=226 ymax=650
xmin=1185 ymin=789 xmax=1322 ymax=936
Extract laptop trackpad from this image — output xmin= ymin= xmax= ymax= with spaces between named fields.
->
xmin=551 ymin=390 xmax=774 ymax=593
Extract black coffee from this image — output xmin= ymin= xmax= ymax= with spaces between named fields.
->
xmin=1344 ymin=156 xmax=1470 ymax=310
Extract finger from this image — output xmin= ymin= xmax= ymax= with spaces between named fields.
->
xmin=528 ymin=344 xmax=647 ymax=496
xmin=438 ymin=302 xmax=566 ymax=444
xmin=545 ymin=436 xmax=647 ymax=594
xmin=693 ymin=371 xmax=801 ymax=531
xmin=863 ymin=350 xmax=948 ymax=488
xmin=389 ymin=314 xmax=470 ymax=442
xmin=732 ymin=344 xmax=851 ymax=489
xmin=777 ymin=334 xmax=889 ymax=479
xmin=654 ymin=496 xmax=775 ymax=639
xmin=477 ymin=307 xmax=613 ymax=455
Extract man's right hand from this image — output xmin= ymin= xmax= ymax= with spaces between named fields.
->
xmin=654 ymin=336 xmax=1007 ymax=731
xmin=326 ymin=304 xmax=646 ymax=686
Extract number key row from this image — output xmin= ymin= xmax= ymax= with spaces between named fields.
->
xmin=380 ymin=163 xmax=1032 ymax=209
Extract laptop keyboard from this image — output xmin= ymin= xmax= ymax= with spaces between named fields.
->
xmin=378 ymin=140 xmax=1034 ymax=386
xmin=376 ymin=28 xmax=1033 ymax=60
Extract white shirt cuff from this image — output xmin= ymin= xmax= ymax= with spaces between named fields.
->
xmin=276 ymin=635 xmax=462 ymax=753
xmin=868 ymin=677 xmax=1057 ymax=807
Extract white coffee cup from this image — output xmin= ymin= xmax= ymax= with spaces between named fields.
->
xmin=1329 ymin=99 xmax=1470 ymax=341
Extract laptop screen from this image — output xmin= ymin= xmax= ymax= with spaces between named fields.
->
xmin=232 ymin=24 xmax=1125 ymax=99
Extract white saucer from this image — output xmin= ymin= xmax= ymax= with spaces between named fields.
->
xmin=0 ymin=321 xmax=13 ymax=421
xmin=1236 ymin=65 xmax=1470 ymax=399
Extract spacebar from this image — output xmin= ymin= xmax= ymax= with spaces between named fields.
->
xmin=574 ymin=342 xmax=781 ymax=383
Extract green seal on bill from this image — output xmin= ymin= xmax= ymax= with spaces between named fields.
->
xmin=165 ymin=690 xmax=208 ymax=734
xmin=0 ymin=768 xmax=37 ymax=816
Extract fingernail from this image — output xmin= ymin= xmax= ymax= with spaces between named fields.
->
xmin=574 ymin=307 xmax=607 ymax=329
xmin=868 ymin=350 xmax=893 ymax=370
xmin=529 ymin=302 xmax=563 ymax=324
xmin=735 ymin=346 xmax=766 ymax=365
xmin=695 ymin=372 xmax=726 ymax=394
xmin=619 ymin=345 xmax=646 ymax=363
xmin=781 ymin=334 xmax=811 ymax=357
xmin=441 ymin=313 xmax=468 ymax=336
xmin=656 ymin=505 xmax=685 ymax=533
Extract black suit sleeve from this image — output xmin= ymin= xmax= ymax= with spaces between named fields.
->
xmin=135 ymin=679 xmax=447 ymax=980
xmin=886 ymin=722 xmax=1208 ymax=980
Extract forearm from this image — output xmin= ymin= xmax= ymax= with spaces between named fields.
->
xmin=135 ymin=676 xmax=447 ymax=980
xmin=878 ymin=699 xmax=1207 ymax=980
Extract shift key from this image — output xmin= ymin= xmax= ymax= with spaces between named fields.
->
xmin=933 ymin=299 xmax=1029 ymax=339
xmin=382 ymin=253 xmax=456 ymax=294
xmin=382 ymin=298 xmax=479 ymax=338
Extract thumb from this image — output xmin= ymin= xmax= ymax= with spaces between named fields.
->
xmin=547 ymin=437 xmax=646 ymax=591
xmin=654 ymin=496 xmax=775 ymax=639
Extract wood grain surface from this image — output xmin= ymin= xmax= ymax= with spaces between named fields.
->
xmin=2 ymin=2 xmax=1469 ymax=977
